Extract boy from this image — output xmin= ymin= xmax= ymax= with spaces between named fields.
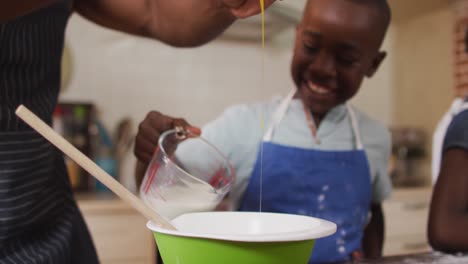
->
xmin=135 ymin=0 xmax=392 ymax=262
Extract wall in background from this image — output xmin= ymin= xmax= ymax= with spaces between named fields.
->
xmin=392 ymin=6 xmax=454 ymax=132
xmin=61 ymin=14 xmax=395 ymax=190
xmin=391 ymin=5 xmax=454 ymax=181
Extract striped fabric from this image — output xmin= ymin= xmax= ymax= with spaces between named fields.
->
xmin=0 ymin=2 xmax=98 ymax=263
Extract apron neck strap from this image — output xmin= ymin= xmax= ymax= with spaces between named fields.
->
xmin=263 ymin=89 xmax=364 ymax=150
xmin=263 ymin=89 xmax=296 ymax=141
xmin=346 ymin=104 xmax=364 ymax=150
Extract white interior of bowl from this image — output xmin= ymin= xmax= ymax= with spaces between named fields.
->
xmin=147 ymin=211 xmax=337 ymax=242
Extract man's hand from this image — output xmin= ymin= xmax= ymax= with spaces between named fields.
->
xmin=75 ymin=0 xmax=277 ymax=47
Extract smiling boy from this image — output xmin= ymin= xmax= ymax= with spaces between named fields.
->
xmin=135 ymin=0 xmax=393 ymax=262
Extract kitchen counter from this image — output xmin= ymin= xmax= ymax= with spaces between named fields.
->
xmin=76 ymin=193 xmax=156 ymax=264
xmin=76 ymin=192 xmax=130 ymax=212
xmin=341 ymin=252 xmax=468 ymax=264
xmin=383 ymin=187 xmax=432 ymax=255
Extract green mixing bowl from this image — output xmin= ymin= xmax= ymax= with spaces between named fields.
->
xmin=147 ymin=211 xmax=336 ymax=264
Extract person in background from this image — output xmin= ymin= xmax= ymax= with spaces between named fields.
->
xmin=135 ymin=0 xmax=393 ymax=263
xmin=0 ymin=1 xmax=275 ymax=263
xmin=428 ymin=27 xmax=468 ymax=254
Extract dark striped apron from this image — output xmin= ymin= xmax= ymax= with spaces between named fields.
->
xmin=0 ymin=2 xmax=99 ymax=263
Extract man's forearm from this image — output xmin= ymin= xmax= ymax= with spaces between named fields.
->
xmin=75 ymin=0 xmax=236 ymax=47
xmin=144 ymin=0 xmax=236 ymax=47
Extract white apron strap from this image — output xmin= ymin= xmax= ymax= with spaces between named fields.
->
xmin=346 ymin=104 xmax=364 ymax=150
xmin=264 ymin=89 xmax=364 ymax=151
xmin=263 ymin=89 xmax=296 ymax=141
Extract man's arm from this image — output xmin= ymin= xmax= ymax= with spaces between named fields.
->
xmin=362 ymin=203 xmax=384 ymax=259
xmin=74 ymin=0 xmax=274 ymax=47
xmin=428 ymin=148 xmax=468 ymax=253
xmin=0 ymin=1 xmax=57 ymax=23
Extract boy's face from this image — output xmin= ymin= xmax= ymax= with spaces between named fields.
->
xmin=292 ymin=0 xmax=387 ymax=117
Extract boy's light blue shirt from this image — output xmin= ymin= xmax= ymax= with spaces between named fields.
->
xmin=178 ymin=96 xmax=392 ymax=210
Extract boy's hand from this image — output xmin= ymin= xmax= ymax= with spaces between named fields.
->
xmin=134 ymin=111 xmax=201 ymax=166
xmin=222 ymin=0 xmax=276 ymax=19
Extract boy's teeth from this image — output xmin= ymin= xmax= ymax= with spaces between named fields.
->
xmin=307 ymin=81 xmax=330 ymax=95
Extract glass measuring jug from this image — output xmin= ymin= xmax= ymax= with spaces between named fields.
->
xmin=140 ymin=129 xmax=235 ymax=220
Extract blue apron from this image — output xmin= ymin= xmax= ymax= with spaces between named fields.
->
xmin=239 ymin=90 xmax=372 ymax=263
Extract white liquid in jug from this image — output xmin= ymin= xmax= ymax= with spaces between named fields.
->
xmin=142 ymin=185 xmax=220 ymax=220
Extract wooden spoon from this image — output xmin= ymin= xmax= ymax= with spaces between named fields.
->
xmin=16 ymin=105 xmax=176 ymax=231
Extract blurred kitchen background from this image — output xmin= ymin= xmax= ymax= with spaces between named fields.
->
xmin=56 ymin=0 xmax=463 ymax=263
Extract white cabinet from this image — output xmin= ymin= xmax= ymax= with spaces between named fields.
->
xmin=77 ymin=195 xmax=156 ymax=264
xmin=383 ymin=187 xmax=433 ymax=256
